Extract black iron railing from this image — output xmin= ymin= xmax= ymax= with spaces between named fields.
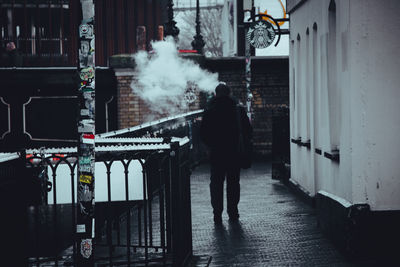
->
xmin=97 ymin=109 xmax=206 ymax=167
xmin=1 ymin=110 xmax=205 ymax=266
xmin=22 ymin=139 xmax=190 ymax=266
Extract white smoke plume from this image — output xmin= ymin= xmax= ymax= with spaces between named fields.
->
xmin=131 ymin=37 xmax=219 ymax=119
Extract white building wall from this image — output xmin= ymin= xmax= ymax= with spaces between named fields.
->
xmin=289 ymin=0 xmax=352 ymax=201
xmin=349 ymin=0 xmax=400 ymax=210
xmin=336 ymin=0 xmax=352 ymax=204
xmin=290 ymin=0 xmax=400 ymax=211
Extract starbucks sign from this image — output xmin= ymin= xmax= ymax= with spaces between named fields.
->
xmin=246 ymin=21 xmax=276 ymax=49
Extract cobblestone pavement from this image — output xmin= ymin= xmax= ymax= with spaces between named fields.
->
xmin=190 ymin=161 xmax=379 ymax=267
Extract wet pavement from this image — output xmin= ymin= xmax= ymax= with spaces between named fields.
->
xmin=22 ymin=161 xmax=386 ymax=266
xmin=190 ymin=161 xmax=380 ymax=267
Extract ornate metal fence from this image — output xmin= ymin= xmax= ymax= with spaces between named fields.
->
xmin=0 ymin=109 xmax=204 ymax=266
xmin=23 ymin=138 xmax=191 ymax=266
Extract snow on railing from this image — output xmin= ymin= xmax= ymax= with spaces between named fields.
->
xmin=25 ymin=137 xmax=190 ymax=155
xmin=97 ymin=109 xmax=203 ymax=138
xmin=0 ymin=152 xmax=20 ymax=163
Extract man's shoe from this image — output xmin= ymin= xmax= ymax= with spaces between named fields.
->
xmin=228 ymin=213 xmax=239 ymax=222
xmin=213 ymin=215 xmax=222 ymax=225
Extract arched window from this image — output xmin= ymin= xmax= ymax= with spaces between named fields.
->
xmin=305 ymin=27 xmax=310 ymax=142
xmin=312 ymin=22 xmax=320 ymax=148
xmin=296 ymin=33 xmax=301 ymax=138
xmin=328 ymin=0 xmax=340 ymax=150
xmin=329 ymin=0 xmax=336 ymax=12
xmin=290 ymin=39 xmax=296 ymax=135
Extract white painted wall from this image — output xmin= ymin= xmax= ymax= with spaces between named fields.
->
xmin=289 ymin=0 xmax=400 ymax=210
xmin=290 ymin=0 xmax=349 ymax=199
xmin=349 ymin=0 xmax=400 ymax=210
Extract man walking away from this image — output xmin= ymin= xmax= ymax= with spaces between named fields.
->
xmin=200 ymin=83 xmax=252 ymax=224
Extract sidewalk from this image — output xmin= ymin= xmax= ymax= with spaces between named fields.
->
xmin=190 ymin=161 xmax=378 ymax=267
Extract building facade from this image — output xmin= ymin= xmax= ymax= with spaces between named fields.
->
xmin=0 ymin=0 xmax=166 ymax=150
xmin=287 ymin=0 xmax=400 ymax=254
xmin=0 ymin=0 xmax=164 ymax=66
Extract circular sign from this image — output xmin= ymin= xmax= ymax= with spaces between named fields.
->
xmin=184 ymin=84 xmax=197 ymax=104
xmin=246 ymin=20 xmax=276 ymax=49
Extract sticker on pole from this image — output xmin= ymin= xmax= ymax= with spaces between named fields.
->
xmin=79 ymin=24 xmax=94 ymax=39
xmin=76 ymin=224 xmax=86 ymax=233
xmin=78 ymin=119 xmax=95 ymax=133
xmin=82 ymin=133 xmax=95 ymax=144
xmin=80 ymin=239 xmax=92 ymax=259
xmin=246 ymin=20 xmax=276 ymax=49
xmin=79 ymin=174 xmax=93 ymax=184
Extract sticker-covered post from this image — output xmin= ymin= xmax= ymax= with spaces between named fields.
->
xmin=244 ymin=3 xmax=255 ymax=123
xmin=245 ymin=18 xmax=277 ymax=122
xmin=77 ymin=0 xmax=95 ymax=265
xmin=245 ymin=32 xmax=252 ymax=122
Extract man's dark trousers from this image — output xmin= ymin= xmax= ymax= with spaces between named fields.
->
xmin=210 ymin=162 xmax=240 ymax=218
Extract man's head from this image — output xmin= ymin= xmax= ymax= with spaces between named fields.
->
xmin=215 ymin=82 xmax=231 ymax=97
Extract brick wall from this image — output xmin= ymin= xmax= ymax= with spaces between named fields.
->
xmin=112 ymin=53 xmax=206 ymax=129
xmin=112 ymin=56 xmax=289 ymax=156
xmin=115 ymin=69 xmax=153 ymax=129
xmin=204 ymin=57 xmax=289 ymax=156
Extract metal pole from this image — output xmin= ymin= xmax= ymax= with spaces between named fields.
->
xmin=76 ymin=0 xmax=95 ymax=265
xmin=191 ymin=0 xmax=205 ymax=54
xmin=164 ymin=0 xmax=180 ymax=39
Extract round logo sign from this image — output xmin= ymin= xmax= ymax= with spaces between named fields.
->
xmin=246 ymin=21 xmax=276 ymax=49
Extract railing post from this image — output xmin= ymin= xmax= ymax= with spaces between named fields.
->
xmin=2 ymin=153 xmax=28 ymax=266
xmin=169 ymin=141 xmax=193 ymax=266
xmin=169 ymin=141 xmax=181 ymax=265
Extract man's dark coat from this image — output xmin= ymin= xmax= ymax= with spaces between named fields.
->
xmin=200 ymin=96 xmax=252 ymax=166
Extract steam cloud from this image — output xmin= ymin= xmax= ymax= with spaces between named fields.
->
xmin=131 ymin=37 xmax=219 ymax=119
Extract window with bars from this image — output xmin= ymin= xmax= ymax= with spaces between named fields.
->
xmin=0 ymin=0 xmax=165 ymax=67
xmin=0 ymin=0 xmax=75 ymax=66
